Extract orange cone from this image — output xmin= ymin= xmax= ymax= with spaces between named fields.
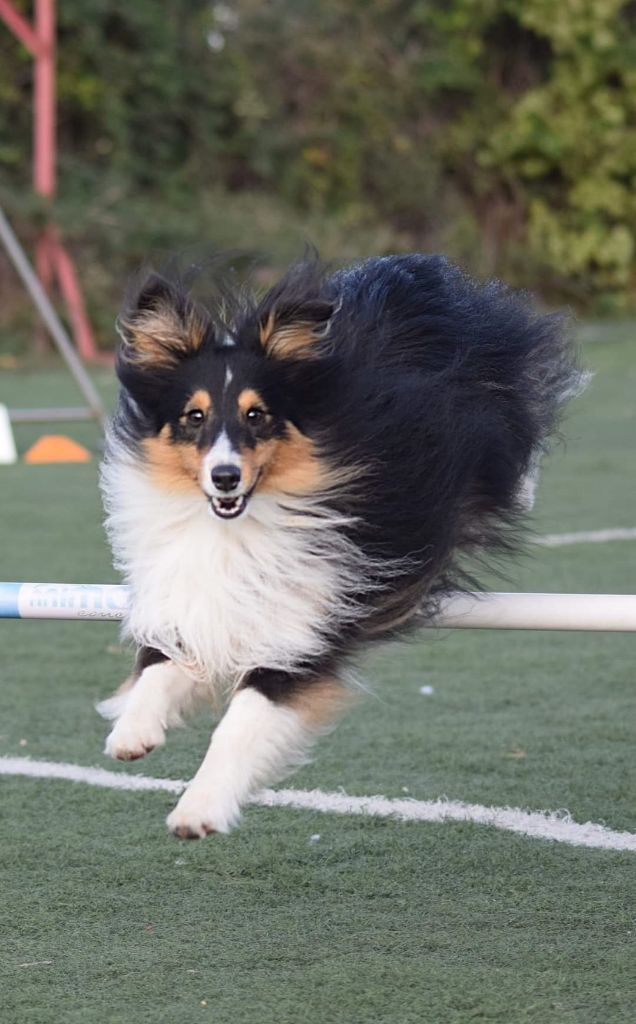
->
xmin=24 ymin=435 xmax=92 ymax=464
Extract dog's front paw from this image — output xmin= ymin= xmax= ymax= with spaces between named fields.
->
xmin=166 ymin=784 xmax=240 ymax=839
xmin=104 ymin=716 xmax=166 ymax=761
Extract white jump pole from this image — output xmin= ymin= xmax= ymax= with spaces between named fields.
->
xmin=435 ymin=591 xmax=636 ymax=632
xmin=0 ymin=582 xmax=128 ymax=620
xmin=1 ymin=582 xmax=636 ymax=631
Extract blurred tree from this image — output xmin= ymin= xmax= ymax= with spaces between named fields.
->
xmin=438 ymin=0 xmax=636 ymax=309
xmin=1 ymin=0 xmax=635 ymax=347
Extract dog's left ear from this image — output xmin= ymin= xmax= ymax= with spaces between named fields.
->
xmin=117 ymin=273 xmax=205 ymax=370
xmin=259 ymin=299 xmax=336 ymax=360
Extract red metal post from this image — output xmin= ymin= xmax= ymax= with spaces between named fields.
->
xmin=1 ymin=0 xmax=99 ymax=359
xmin=0 ymin=0 xmax=38 ymax=52
xmin=34 ymin=0 xmax=55 ymax=198
xmin=51 ymin=233 xmax=99 ymax=361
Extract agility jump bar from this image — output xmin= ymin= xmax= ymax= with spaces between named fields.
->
xmin=1 ymin=582 xmax=636 ymax=632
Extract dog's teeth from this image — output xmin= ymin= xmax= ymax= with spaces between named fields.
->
xmin=209 ymin=494 xmax=247 ymax=520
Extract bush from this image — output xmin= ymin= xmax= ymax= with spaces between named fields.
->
xmin=1 ymin=0 xmax=635 ymax=348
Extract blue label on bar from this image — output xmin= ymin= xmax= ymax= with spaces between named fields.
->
xmin=0 ymin=582 xmax=22 ymax=619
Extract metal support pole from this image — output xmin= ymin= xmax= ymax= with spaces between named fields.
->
xmin=8 ymin=407 xmax=95 ymax=424
xmin=0 ymin=206 xmax=108 ymax=430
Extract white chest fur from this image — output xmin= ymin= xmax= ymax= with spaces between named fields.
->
xmin=101 ymin=458 xmax=371 ymax=692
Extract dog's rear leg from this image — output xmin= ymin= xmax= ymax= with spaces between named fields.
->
xmin=166 ymin=672 xmax=349 ymax=838
xmin=98 ymin=648 xmax=196 ymax=762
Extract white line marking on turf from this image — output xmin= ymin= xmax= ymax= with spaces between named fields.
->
xmin=536 ymin=527 xmax=636 ymax=548
xmin=1 ymin=756 xmax=634 ymax=852
xmin=0 ymin=756 xmax=183 ymax=793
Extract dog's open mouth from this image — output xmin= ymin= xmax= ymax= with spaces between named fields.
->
xmin=209 ymin=494 xmax=248 ymax=520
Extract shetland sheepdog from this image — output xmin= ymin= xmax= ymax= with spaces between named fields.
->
xmin=98 ymin=253 xmax=581 ymax=838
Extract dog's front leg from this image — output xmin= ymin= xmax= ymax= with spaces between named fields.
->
xmin=166 ymin=672 xmax=348 ymax=838
xmin=98 ymin=649 xmax=196 ymax=761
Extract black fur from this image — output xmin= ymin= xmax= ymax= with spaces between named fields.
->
xmin=135 ymin=646 xmax=168 ymax=673
xmin=113 ymin=253 xmax=582 ymax=675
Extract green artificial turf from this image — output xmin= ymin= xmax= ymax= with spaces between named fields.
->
xmin=0 ymin=329 xmax=635 ymax=1023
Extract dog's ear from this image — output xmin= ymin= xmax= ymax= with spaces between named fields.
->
xmin=259 ymin=298 xmax=335 ymax=360
xmin=117 ymin=273 xmax=206 ymax=370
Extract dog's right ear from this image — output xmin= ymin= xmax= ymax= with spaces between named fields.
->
xmin=117 ymin=273 xmax=206 ymax=370
xmin=258 ymin=298 xmax=336 ymax=361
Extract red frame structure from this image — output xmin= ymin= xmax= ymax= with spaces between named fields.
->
xmin=0 ymin=0 xmax=98 ymax=358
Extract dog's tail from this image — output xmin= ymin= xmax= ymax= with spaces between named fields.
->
xmin=344 ymin=255 xmax=588 ymax=572
xmin=334 ymin=253 xmax=587 ymax=522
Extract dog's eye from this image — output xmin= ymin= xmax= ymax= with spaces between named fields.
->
xmin=246 ymin=407 xmax=266 ymax=424
xmin=186 ymin=409 xmax=205 ymax=427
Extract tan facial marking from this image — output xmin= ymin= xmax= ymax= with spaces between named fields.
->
xmin=238 ymin=439 xmax=276 ymax=494
xmin=183 ymin=389 xmax=212 ymax=418
xmin=237 ymin=388 xmax=267 ymax=416
xmin=255 ymin=425 xmax=361 ymax=496
xmin=142 ymin=426 xmax=203 ymax=495
xmin=258 ymin=427 xmax=322 ymax=493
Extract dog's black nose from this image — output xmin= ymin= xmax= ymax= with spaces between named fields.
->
xmin=211 ymin=464 xmax=241 ymax=492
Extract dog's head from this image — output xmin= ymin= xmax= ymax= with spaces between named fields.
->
xmin=115 ymin=270 xmax=340 ymax=519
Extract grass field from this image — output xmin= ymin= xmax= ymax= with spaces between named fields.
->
xmin=0 ymin=327 xmax=635 ymax=1023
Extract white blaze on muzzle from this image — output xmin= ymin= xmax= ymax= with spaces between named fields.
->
xmin=201 ymin=430 xmax=247 ymax=520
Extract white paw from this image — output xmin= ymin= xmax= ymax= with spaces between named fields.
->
xmin=166 ymin=784 xmax=240 ymax=839
xmin=104 ymin=716 xmax=166 ymax=761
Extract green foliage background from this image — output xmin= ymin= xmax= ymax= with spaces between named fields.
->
xmin=1 ymin=0 xmax=636 ymax=345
